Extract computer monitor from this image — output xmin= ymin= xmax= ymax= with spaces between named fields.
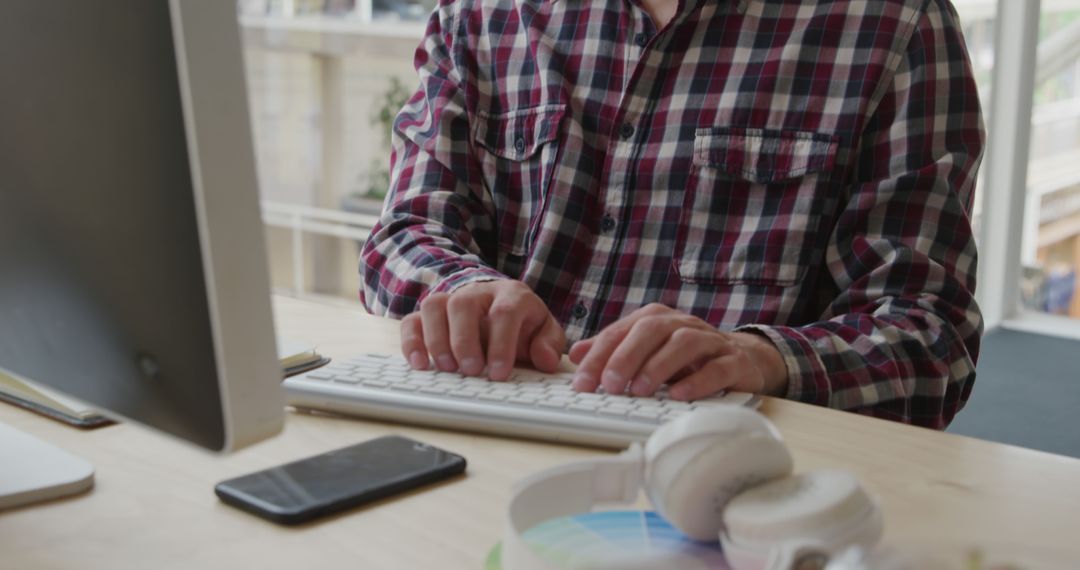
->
xmin=0 ymin=1 xmax=284 ymax=505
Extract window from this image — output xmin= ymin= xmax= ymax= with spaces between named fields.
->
xmin=1022 ymin=3 xmax=1080 ymax=319
xmin=959 ymin=0 xmax=1080 ymax=337
xmin=238 ymin=0 xmax=428 ymax=304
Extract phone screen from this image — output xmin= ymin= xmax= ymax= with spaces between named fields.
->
xmin=215 ymin=435 xmax=466 ymax=524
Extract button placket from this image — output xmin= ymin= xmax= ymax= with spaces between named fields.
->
xmin=569 ymin=3 xmax=663 ymax=340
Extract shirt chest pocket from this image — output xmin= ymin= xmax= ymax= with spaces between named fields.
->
xmin=473 ymin=104 xmax=565 ymax=258
xmin=674 ymin=128 xmax=840 ymax=287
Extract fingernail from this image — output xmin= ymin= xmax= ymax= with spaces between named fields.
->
xmin=460 ymin=357 xmax=482 ymax=375
xmin=409 ymin=351 xmax=429 ymax=369
xmin=571 ymin=373 xmax=592 ymax=391
xmin=601 ymin=369 xmax=626 ymax=393
xmin=436 ymin=354 xmax=457 ymax=371
xmin=629 ymin=375 xmax=653 ymax=396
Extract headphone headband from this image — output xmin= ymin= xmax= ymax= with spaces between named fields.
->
xmin=502 ymin=444 xmax=645 ymax=570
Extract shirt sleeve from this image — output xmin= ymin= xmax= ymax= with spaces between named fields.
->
xmin=359 ymin=0 xmax=506 ymax=318
xmin=737 ymin=0 xmax=986 ymax=429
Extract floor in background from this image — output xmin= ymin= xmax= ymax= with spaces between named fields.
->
xmin=948 ymin=328 xmax=1080 ymax=459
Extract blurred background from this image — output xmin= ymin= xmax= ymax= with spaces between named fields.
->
xmin=237 ymin=0 xmax=1080 ymax=323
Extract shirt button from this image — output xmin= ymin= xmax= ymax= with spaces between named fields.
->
xmin=634 ymin=32 xmax=649 ymax=47
xmin=600 ymin=213 xmax=616 ymax=233
xmin=571 ymin=302 xmax=589 ymax=320
xmin=619 ymin=123 xmax=635 ymax=140
xmin=514 ymin=137 xmax=526 ymax=153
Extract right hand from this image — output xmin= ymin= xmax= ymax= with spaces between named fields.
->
xmin=400 ymin=280 xmax=566 ymax=381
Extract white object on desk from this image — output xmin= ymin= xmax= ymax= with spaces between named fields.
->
xmin=283 ymin=353 xmax=760 ymax=448
xmin=0 ymin=422 xmax=94 ymax=510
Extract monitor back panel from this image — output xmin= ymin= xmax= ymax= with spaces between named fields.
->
xmin=0 ymin=1 xmax=230 ymax=449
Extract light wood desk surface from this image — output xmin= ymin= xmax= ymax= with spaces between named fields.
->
xmin=2 ymin=296 xmax=1079 ymax=569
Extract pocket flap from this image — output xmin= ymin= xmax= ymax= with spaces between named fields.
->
xmin=693 ymin=127 xmax=839 ymax=183
xmin=474 ymin=104 xmax=566 ymax=161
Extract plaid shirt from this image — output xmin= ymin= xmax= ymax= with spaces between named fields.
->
xmin=360 ymin=0 xmax=985 ymax=429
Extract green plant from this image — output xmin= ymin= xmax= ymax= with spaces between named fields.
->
xmin=365 ymin=77 xmax=412 ymax=200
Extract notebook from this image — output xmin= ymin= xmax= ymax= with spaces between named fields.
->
xmin=0 ymin=338 xmax=329 ymax=428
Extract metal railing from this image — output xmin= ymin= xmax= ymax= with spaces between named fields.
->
xmin=260 ymin=200 xmax=379 ymax=296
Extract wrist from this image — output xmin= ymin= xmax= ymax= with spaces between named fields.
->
xmin=731 ymin=332 xmax=789 ymax=397
xmin=433 ymin=267 xmax=508 ymax=296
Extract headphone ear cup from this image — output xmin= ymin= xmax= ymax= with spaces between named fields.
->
xmin=646 ymin=430 xmax=794 ymax=541
xmin=721 ymin=470 xmax=883 ymax=570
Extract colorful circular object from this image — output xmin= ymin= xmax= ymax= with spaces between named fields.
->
xmin=485 ymin=510 xmax=730 ymax=569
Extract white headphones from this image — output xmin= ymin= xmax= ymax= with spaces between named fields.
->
xmin=502 ymin=407 xmax=883 ymax=570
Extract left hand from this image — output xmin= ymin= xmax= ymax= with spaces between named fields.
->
xmin=568 ymin=303 xmax=789 ymax=400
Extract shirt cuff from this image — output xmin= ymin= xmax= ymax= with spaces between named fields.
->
xmin=734 ymin=324 xmax=832 ymax=407
xmin=426 ymin=266 xmax=509 ymax=298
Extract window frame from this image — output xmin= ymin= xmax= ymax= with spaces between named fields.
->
xmin=976 ymin=0 xmax=1080 ymax=338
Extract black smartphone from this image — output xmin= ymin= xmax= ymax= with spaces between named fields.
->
xmin=214 ymin=435 xmax=466 ymax=525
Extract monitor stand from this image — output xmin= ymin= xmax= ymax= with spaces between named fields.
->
xmin=0 ymin=421 xmax=94 ymax=510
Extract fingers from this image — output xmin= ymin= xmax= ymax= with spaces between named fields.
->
xmin=419 ymin=293 xmax=457 ymax=371
xmin=668 ymin=354 xmax=746 ymax=401
xmin=602 ymin=316 xmax=684 ymax=394
xmin=570 ymin=324 xmax=628 ymax=392
xmin=572 ymin=303 xmax=672 ymax=393
xmin=446 ymin=292 xmax=488 ymax=376
xmin=568 ymin=338 xmax=593 ymax=364
xmin=529 ymin=317 xmax=566 ymax=373
xmin=485 ymin=299 xmax=526 ymax=381
xmin=412 ymin=281 xmax=565 ymax=381
xmin=630 ymin=328 xmax=733 ymax=396
xmin=400 ymin=313 xmax=429 ymax=369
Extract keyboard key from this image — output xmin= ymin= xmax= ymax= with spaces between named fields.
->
xmin=332 ymin=375 xmax=361 ymax=384
xmin=662 ymin=411 xmax=685 ymax=422
xmin=449 ymin=389 xmax=480 ymax=398
xmin=516 ymin=384 xmax=548 ymax=393
xmin=629 ymin=410 xmax=661 ymax=422
xmin=361 ymin=379 xmax=390 ymax=388
xmin=390 ymin=383 xmax=419 ymax=392
xmin=420 ymin=386 xmax=449 ymax=395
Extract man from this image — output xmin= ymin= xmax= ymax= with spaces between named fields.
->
xmin=360 ymin=0 xmax=985 ymax=429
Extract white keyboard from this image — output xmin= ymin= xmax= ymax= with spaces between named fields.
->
xmin=283 ymin=353 xmax=760 ymax=448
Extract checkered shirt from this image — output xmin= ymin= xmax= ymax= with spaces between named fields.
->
xmin=360 ymin=0 xmax=986 ymax=429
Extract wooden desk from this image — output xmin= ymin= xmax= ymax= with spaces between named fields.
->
xmin=2 ymin=296 xmax=1079 ymax=569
